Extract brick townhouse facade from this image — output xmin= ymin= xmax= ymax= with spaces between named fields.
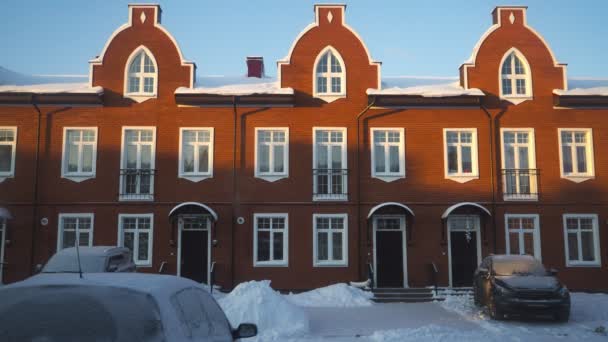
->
xmin=0 ymin=4 xmax=607 ymax=291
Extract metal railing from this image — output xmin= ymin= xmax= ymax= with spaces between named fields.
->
xmin=430 ymin=262 xmax=439 ymax=297
xmin=313 ymin=168 xmax=348 ymax=200
xmin=367 ymin=262 xmax=375 ymax=290
xmin=158 ymin=261 xmax=167 ymax=274
xmin=209 ymin=261 xmax=216 ymax=294
xmin=501 ymin=169 xmax=538 ymax=200
xmin=119 ymin=168 xmax=155 ymax=200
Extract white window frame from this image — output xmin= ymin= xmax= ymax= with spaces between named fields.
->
xmin=443 ymin=128 xmax=479 ymax=183
xmin=254 ymin=127 xmax=289 ymax=182
xmin=57 ymin=213 xmax=95 ymax=252
xmin=0 ymin=126 xmax=17 ymax=182
xmin=558 ymin=128 xmax=595 ymax=183
xmin=563 ymin=214 xmax=601 ymax=267
xmin=119 ymin=127 xmax=156 ymax=201
xmin=370 ymin=128 xmax=405 ymax=182
xmin=504 ymin=214 xmax=542 ymax=260
xmin=123 ymin=45 xmax=158 ymax=103
xmin=118 ymin=213 xmax=154 ymax=267
xmin=313 ymin=214 xmax=348 ymax=267
xmin=499 ymin=48 xmax=533 ymax=104
xmin=253 ymin=213 xmax=288 ymax=267
xmin=61 ymin=127 xmax=98 ymax=182
xmin=500 ymin=128 xmax=537 ymax=201
xmin=178 ymin=127 xmax=214 ymax=182
xmin=312 ymin=46 xmax=346 ymax=103
xmin=312 ymin=127 xmax=348 ymax=201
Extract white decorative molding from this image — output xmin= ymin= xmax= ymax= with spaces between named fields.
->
xmin=509 ymin=12 xmax=515 ymax=24
xmin=327 ymin=11 xmax=333 ymax=23
xmin=140 ymin=11 xmax=146 ymax=24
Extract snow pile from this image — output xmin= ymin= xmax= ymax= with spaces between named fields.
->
xmin=370 ymin=324 xmax=492 ymax=342
xmin=286 ymin=283 xmax=373 ymax=307
xmin=217 ymin=280 xmax=309 ymax=340
xmin=554 ymin=87 xmax=608 ymax=96
xmin=367 ymin=82 xmax=484 ymax=97
xmin=570 ymin=293 xmax=608 ymax=327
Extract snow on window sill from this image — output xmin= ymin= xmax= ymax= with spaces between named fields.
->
xmin=445 ymin=174 xmax=478 ymax=184
xmin=62 ymin=174 xmax=95 ymax=183
xmin=314 ymin=261 xmax=348 ymax=267
xmin=500 ymin=95 xmax=533 ymax=105
xmin=124 ymin=93 xmax=157 ymax=103
xmin=255 ymin=173 xmax=288 ymax=182
xmin=254 ymin=261 xmax=289 ymax=267
xmin=134 ymin=263 xmax=152 ymax=268
xmin=561 ymin=175 xmax=594 ymax=183
xmin=372 ymin=174 xmax=405 ymax=183
xmin=314 ymin=93 xmax=346 ymax=103
xmin=566 ymin=261 xmax=601 ymax=268
xmin=179 ymin=174 xmax=213 ymax=183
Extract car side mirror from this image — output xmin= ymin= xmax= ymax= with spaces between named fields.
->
xmin=478 ymin=267 xmax=489 ymax=277
xmin=549 ymin=268 xmax=558 ymax=276
xmin=34 ymin=264 xmax=43 ymax=274
xmin=107 ymin=264 xmax=119 ymax=272
xmin=233 ymin=323 xmax=257 ymax=339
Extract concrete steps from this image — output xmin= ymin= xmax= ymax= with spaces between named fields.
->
xmin=371 ymin=287 xmax=440 ymax=303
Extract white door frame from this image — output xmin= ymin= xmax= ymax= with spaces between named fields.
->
xmin=177 ymin=215 xmax=212 ymax=284
xmin=0 ymin=219 xmax=5 ymax=285
xmin=447 ymin=215 xmax=482 ymax=288
xmin=372 ymin=215 xmax=408 ymax=288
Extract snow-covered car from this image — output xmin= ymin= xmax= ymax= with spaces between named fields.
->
xmin=0 ymin=273 xmax=257 ymax=341
xmin=41 ymin=246 xmax=136 ymax=273
xmin=473 ymin=254 xmax=570 ymax=321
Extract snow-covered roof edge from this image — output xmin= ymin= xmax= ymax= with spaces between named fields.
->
xmin=367 ymin=82 xmax=484 ymax=98
xmin=554 ymin=87 xmax=608 ymax=97
xmin=0 ymin=83 xmax=103 ymax=95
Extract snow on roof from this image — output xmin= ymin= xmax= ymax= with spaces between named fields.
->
xmin=368 ymin=81 xmax=484 ymax=97
xmin=555 ymin=78 xmax=608 ymax=96
xmin=176 ymin=76 xmax=293 ymax=96
xmin=0 ymin=82 xmax=103 ymax=94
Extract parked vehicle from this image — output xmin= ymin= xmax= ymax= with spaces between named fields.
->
xmin=473 ymin=254 xmax=570 ymax=321
xmin=41 ymin=246 xmax=136 ymax=273
xmin=0 ymin=273 xmax=257 ymax=341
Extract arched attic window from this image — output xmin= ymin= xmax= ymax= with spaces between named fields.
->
xmin=500 ymin=49 xmax=532 ymax=102
xmin=124 ymin=47 xmax=158 ymax=101
xmin=313 ymin=47 xmax=346 ymax=102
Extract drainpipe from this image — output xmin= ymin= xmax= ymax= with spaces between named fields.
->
xmin=30 ymin=96 xmax=42 ymax=274
xmin=356 ymin=96 xmax=376 ymax=281
xmin=230 ymin=96 xmax=238 ymax=288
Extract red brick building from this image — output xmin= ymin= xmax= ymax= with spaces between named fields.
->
xmin=0 ymin=4 xmax=607 ymax=290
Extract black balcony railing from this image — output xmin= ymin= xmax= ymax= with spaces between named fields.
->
xmin=120 ymin=168 xmax=155 ymax=200
xmin=313 ymin=168 xmax=348 ymax=200
xmin=501 ymin=169 xmax=539 ymax=200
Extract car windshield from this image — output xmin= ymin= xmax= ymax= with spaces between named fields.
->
xmin=493 ymin=257 xmax=547 ymax=276
xmin=42 ymin=254 xmax=106 ymax=273
xmin=0 ymin=285 xmax=164 ymax=342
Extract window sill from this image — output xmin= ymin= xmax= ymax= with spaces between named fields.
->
xmin=255 ymin=174 xmax=288 ymax=183
xmin=503 ymin=194 xmax=538 ymax=201
xmin=179 ymin=174 xmax=212 ymax=183
xmin=372 ymin=174 xmax=405 ymax=183
xmin=0 ymin=175 xmax=13 ymax=183
xmin=561 ymin=175 xmax=594 ymax=183
xmin=313 ymin=93 xmax=346 ymax=103
xmin=313 ymin=194 xmax=348 ymax=201
xmin=565 ymin=262 xmax=601 ymax=268
xmin=500 ymin=95 xmax=533 ymax=105
xmin=119 ymin=194 xmax=154 ymax=202
xmin=253 ymin=262 xmax=289 ymax=268
xmin=62 ymin=174 xmax=95 ymax=183
xmin=445 ymin=174 xmax=478 ymax=184
xmin=124 ymin=93 xmax=157 ymax=103
xmin=314 ymin=262 xmax=348 ymax=267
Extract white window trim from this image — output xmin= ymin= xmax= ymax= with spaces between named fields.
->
xmin=119 ymin=126 xmax=156 ymax=201
xmin=253 ymin=213 xmax=289 ymax=267
xmin=312 ymin=127 xmax=348 ymax=201
xmin=499 ymin=48 xmax=533 ymax=105
xmin=178 ymin=127 xmax=214 ymax=182
xmin=558 ymin=128 xmax=595 ymax=183
xmin=313 ymin=213 xmax=348 ymax=267
xmin=443 ymin=128 xmax=479 ymax=183
xmin=312 ymin=46 xmax=347 ymax=103
xmin=370 ymin=128 xmax=405 ymax=182
xmin=0 ymin=127 xmax=17 ymax=183
xmin=57 ymin=213 xmax=95 ymax=252
xmin=117 ymin=213 xmax=154 ymax=267
xmin=123 ymin=45 xmax=158 ymax=103
xmin=61 ymin=127 xmax=98 ymax=183
xmin=563 ymin=214 xmax=601 ymax=267
xmin=254 ymin=127 xmax=289 ymax=182
xmin=500 ymin=128 xmax=537 ymax=201
xmin=504 ymin=214 xmax=542 ymax=260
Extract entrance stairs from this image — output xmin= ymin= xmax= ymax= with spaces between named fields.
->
xmin=371 ymin=287 xmax=472 ymax=303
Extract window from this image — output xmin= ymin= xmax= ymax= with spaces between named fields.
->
xmin=125 ymin=47 xmax=157 ymax=100
xmin=0 ymin=127 xmax=17 ymax=180
xmin=253 ymin=214 xmax=288 ymax=266
xmin=313 ymin=214 xmax=348 ymax=267
xmin=371 ymin=128 xmax=405 ymax=180
xmin=255 ymin=128 xmax=289 ymax=181
xmin=62 ymin=128 xmax=97 ymax=181
xmin=500 ymin=49 xmax=532 ymax=101
xmin=57 ymin=214 xmax=94 ymax=251
xmin=558 ymin=129 xmax=595 ymax=182
xmin=313 ymin=128 xmax=347 ymax=200
xmin=120 ymin=127 xmax=156 ymax=200
xmin=563 ymin=214 xmax=601 ymax=267
xmin=504 ymin=214 xmax=541 ymax=260
xmin=443 ymin=129 xmax=478 ymax=182
xmin=118 ymin=214 xmax=153 ymax=266
xmin=313 ymin=47 xmax=346 ymax=102
xmin=179 ymin=128 xmax=213 ymax=181
xmin=501 ymin=129 xmax=537 ymax=200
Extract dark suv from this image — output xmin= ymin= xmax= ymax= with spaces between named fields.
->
xmin=473 ymin=255 xmax=570 ymax=321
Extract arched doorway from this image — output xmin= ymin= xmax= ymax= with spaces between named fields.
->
xmin=0 ymin=207 xmax=12 ymax=284
xmin=168 ymin=202 xmax=218 ymax=284
xmin=442 ymin=202 xmax=491 ymax=287
xmin=368 ymin=202 xmax=415 ymax=288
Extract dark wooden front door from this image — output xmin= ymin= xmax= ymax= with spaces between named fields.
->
xmin=450 ymin=231 xmax=478 ymax=287
xmin=180 ymin=230 xmax=208 ymax=283
xmin=376 ymin=230 xmax=404 ymax=287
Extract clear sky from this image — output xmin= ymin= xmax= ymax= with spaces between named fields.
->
xmin=1 ymin=0 xmax=607 ymax=78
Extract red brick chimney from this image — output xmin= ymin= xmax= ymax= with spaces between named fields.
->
xmin=246 ymin=56 xmax=265 ymax=78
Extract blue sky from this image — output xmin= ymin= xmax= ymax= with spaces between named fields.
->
xmin=1 ymin=0 xmax=607 ymax=78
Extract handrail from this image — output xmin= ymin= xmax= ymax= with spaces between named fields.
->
xmin=158 ymin=261 xmax=167 ymax=274
xmin=430 ymin=262 xmax=438 ymax=297
xmin=209 ymin=261 xmax=216 ymax=294
xmin=367 ymin=262 xmax=374 ymax=290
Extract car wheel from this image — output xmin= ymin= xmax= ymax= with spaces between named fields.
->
xmin=555 ymin=310 xmax=570 ymax=323
xmin=488 ymin=297 xmax=504 ymax=320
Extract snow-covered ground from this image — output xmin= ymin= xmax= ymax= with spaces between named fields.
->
xmin=215 ymin=281 xmax=608 ymax=341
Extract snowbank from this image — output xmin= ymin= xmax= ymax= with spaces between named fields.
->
xmin=217 ymin=280 xmax=309 ymax=340
xmin=367 ymin=82 xmax=484 ymax=97
xmin=286 ymin=283 xmax=373 ymax=307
